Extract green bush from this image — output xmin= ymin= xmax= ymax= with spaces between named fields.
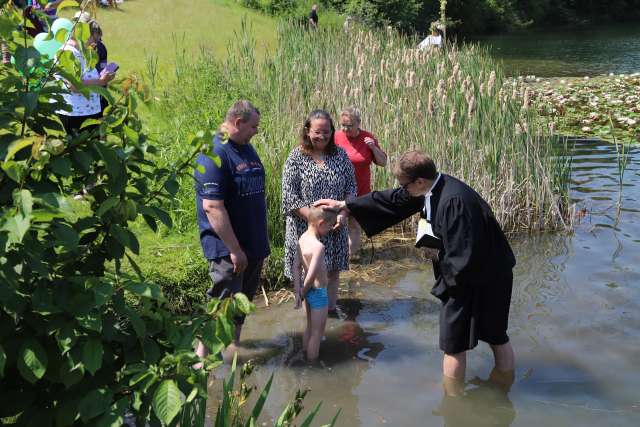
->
xmin=0 ymin=3 xmax=252 ymax=425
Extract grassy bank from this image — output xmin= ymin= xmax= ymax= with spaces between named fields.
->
xmin=142 ymin=22 xmax=573 ymax=311
xmin=84 ymin=0 xmax=277 ymax=77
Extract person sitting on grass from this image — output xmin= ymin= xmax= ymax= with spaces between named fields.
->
xmin=293 ymin=206 xmax=337 ymax=362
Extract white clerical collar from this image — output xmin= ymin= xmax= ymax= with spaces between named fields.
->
xmin=423 ymin=173 xmax=441 ymax=221
xmin=426 ymin=173 xmax=441 ymax=197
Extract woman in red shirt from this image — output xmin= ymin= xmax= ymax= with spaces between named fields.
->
xmin=335 ymin=107 xmax=388 ymax=256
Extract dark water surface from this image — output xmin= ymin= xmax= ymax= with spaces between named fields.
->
xmin=208 ymin=140 xmax=640 ymax=426
xmin=476 ymin=25 xmax=640 ymax=77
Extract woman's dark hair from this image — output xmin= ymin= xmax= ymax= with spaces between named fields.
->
xmin=89 ymin=20 xmax=103 ymax=38
xmin=300 ymin=109 xmax=337 ymax=156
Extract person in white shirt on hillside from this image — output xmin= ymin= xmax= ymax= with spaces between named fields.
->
xmin=418 ymin=26 xmax=443 ymax=50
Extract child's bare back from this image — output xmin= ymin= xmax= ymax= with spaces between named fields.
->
xmin=298 ymin=230 xmax=328 ymax=289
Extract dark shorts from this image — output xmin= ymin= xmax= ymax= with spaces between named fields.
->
xmin=58 ymin=112 xmax=102 ymax=135
xmin=206 ymin=256 xmax=264 ymax=325
xmin=439 ymin=270 xmax=513 ymax=354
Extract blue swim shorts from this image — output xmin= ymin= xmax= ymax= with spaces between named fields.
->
xmin=305 ymin=287 xmax=328 ymax=310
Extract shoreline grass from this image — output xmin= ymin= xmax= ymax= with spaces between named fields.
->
xmin=157 ymin=23 xmax=573 ymax=241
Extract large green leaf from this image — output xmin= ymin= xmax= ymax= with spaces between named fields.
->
xmin=94 ymin=143 xmax=120 ymax=177
xmin=233 ymin=293 xmax=255 ymax=315
xmin=215 ymin=314 xmax=234 ymax=345
xmin=94 ymin=397 xmax=129 ymax=427
xmin=52 ymin=223 xmax=79 ymax=249
xmin=152 ymin=380 xmax=183 ymax=426
xmin=17 ymin=339 xmax=48 ymax=384
xmin=96 ymin=196 xmax=119 ymax=217
xmin=13 ymin=46 xmax=40 ymax=74
xmin=56 ymin=0 xmax=80 ymax=13
xmin=78 ymin=388 xmax=113 ymax=422
xmin=82 ymin=337 xmax=103 ymax=375
xmin=201 ymin=320 xmax=224 ymax=356
xmin=163 ymin=174 xmax=179 ymax=196
xmin=110 ymin=224 xmax=139 ymax=254
xmin=4 ymin=137 xmax=36 ymax=162
xmin=2 ymin=213 xmax=30 ymax=244
xmin=74 ymin=22 xmax=90 ymax=44
xmin=125 ymin=308 xmax=146 ymax=338
xmin=1 ymin=160 xmax=29 ymax=183
xmin=139 ymin=205 xmax=173 ymax=229
xmin=15 ymin=189 xmax=33 ymax=216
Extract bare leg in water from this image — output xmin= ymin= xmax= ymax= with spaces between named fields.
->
xmin=441 ymin=342 xmax=515 ymax=396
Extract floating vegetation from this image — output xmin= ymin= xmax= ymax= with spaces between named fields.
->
xmin=522 ymin=74 xmax=640 ymax=144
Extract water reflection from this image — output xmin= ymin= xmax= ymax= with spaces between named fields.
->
xmin=475 ymin=24 xmax=640 ymax=76
xmin=433 ymin=385 xmax=515 ymax=427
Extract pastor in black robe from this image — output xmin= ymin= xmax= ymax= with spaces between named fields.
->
xmin=346 ymin=174 xmax=516 ymax=354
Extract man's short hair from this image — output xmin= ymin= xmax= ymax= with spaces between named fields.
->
xmin=307 ymin=206 xmax=337 ymax=225
xmin=225 ymin=100 xmax=260 ymax=123
xmin=394 ymin=150 xmax=438 ymax=180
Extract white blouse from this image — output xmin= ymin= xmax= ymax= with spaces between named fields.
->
xmin=57 ymin=46 xmax=102 ymax=117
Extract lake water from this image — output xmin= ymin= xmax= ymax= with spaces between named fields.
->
xmin=476 ymin=25 xmax=640 ymax=77
xmin=207 ymin=139 xmax=640 ymax=426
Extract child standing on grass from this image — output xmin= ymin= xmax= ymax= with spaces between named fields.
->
xmin=293 ymin=207 xmax=337 ymax=362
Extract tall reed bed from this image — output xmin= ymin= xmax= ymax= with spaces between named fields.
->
xmin=156 ymin=22 xmax=571 ymax=252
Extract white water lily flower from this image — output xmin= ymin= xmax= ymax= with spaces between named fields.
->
xmin=581 ymin=126 xmax=591 ymax=132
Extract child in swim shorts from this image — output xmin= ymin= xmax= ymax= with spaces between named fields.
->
xmin=293 ymin=206 xmax=337 ymax=361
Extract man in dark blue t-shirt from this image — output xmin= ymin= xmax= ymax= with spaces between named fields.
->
xmin=194 ymin=100 xmax=270 ymax=359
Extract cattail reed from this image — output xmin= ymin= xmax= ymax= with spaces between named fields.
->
xmin=428 ymin=90 xmax=435 ymax=117
xmin=161 ymin=21 xmax=572 ymax=249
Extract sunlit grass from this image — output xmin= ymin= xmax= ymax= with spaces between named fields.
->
xmin=74 ymin=0 xmax=277 ymax=79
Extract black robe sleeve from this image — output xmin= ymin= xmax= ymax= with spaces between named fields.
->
xmin=346 ymin=188 xmax=424 ymax=237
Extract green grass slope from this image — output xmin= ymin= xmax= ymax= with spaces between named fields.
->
xmin=90 ymin=0 xmax=277 ymax=77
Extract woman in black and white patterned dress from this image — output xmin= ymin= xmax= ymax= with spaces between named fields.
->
xmin=282 ymin=110 xmax=357 ymax=315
